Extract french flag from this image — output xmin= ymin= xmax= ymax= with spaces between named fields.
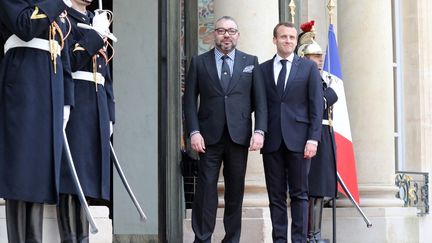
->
xmin=322 ymin=24 xmax=360 ymax=203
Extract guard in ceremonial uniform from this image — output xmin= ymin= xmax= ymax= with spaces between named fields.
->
xmin=56 ymin=0 xmax=115 ymax=241
xmin=0 ymin=0 xmax=74 ymax=242
xmin=296 ymin=21 xmax=338 ymax=243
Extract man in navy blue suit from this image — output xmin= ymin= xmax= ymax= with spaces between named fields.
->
xmin=260 ymin=22 xmax=323 ymax=243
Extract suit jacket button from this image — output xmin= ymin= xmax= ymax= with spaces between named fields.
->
xmin=224 ymin=96 xmax=228 ymax=99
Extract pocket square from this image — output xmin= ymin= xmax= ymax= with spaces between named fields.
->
xmin=242 ymin=65 xmax=254 ymax=73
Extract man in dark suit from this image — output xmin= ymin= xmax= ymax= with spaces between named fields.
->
xmin=260 ymin=22 xmax=323 ymax=243
xmin=184 ymin=16 xmax=267 ymax=243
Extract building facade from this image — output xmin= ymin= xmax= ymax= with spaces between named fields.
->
xmin=1 ymin=0 xmax=432 ymax=242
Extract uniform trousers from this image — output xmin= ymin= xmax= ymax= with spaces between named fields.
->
xmin=6 ymin=199 xmax=43 ymax=243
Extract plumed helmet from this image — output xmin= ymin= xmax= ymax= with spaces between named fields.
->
xmin=295 ymin=20 xmax=323 ymax=57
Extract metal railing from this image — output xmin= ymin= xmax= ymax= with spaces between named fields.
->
xmin=181 ymin=151 xmax=199 ymax=209
xmin=395 ymin=171 xmax=429 ymax=216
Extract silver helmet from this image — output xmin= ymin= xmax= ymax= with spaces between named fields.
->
xmin=297 ymin=40 xmax=323 ymax=57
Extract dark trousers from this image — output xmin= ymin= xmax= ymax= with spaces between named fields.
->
xmin=263 ymin=143 xmax=311 ymax=243
xmin=5 ymin=199 xmax=44 ymax=243
xmin=192 ymin=130 xmax=249 ymax=243
xmin=56 ymin=194 xmax=89 ymax=243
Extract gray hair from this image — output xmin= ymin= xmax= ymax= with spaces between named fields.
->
xmin=215 ymin=16 xmax=238 ymax=29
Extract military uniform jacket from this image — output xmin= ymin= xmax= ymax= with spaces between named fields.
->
xmin=308 ymin=81 xmax=338 ymax=197
xmin=0 ymin=0 xmax=73 ymax=204
xmin=59 ymin=8 xmax=115 ymax=201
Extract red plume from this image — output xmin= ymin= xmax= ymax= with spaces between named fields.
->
xmin=300 ymin=20 xmax=315 ymax=32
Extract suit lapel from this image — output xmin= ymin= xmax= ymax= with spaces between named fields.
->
xmin=268 ymin=56 xmax=278 ymax=94
xmin=226 ymin=50 xmax=246 ymax=93
xmin=283 ymin=55 xmax=300 ymax=98
xmin=204 ymin=49 xmax=224 ymax=93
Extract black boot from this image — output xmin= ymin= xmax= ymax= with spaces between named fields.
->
xmin=57 ymin=194 xmax=89 ymax=243
xmin=6 ymin=199 xmax=43 ymax=243
xmin=307 ymin=197 xmax=330 ymax=243
xmin=76 ymin=197 xmax=89 ymax=243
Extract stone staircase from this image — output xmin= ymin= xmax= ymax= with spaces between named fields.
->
xmin=0 ymin=200 xmax=112 ymax=242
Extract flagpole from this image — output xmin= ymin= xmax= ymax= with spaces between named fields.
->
xmin=326 ymin=0 xmax=335 ymax=77
xmin=337 ymin=172 xmax=372 ymax=228
xmin=327 ymin=2 xmax=336 ymax=242
xmin=325 ymin=2 xmax=372 ymax=241
xmin=327 ymin=0 xmax=336 ymax=25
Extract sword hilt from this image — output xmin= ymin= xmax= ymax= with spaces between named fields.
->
xmin=77 ymin=23 xmax=118 ymax=42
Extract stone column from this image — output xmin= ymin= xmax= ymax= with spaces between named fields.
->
xmin=214 ymin=0 xmax=278 ymax=62
xmin=338 ymin=0 xmax=402 ymax=207
xmin=403 ymin=0 xmax=432 ymax=171
xmin=320 ymin=1 xmax=419 ymax=242
xmin=402 ymin=0 xmax=432 ymax=241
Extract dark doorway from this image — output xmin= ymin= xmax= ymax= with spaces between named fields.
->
xmin=88 ymin=0 xmax=112 ymax=12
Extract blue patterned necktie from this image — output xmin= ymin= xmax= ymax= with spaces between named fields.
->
xmin=221 ymin=55 xmax=231 ymax=91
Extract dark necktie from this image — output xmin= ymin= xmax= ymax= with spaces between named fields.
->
xmin=276 ymin=59 xmax=288 ymax=97
xmin=221 ymin=55 xmax=231 ymax=91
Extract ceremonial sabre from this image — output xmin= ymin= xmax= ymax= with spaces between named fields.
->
xmin=110 ymin=142 xmax=147 ymax=222
xmin=63 ymin=131 xmax=99 ymax=233
xmin=76 ymin=23 xmax=118 ymax=43
xmin=337 ymin=172 xmax=372 ymax=228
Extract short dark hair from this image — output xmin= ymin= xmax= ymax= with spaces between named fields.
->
xmin=215 ymin=16 xmax=238 ymax=29
xmin=273 ymin=22 xmax=295 ymax=37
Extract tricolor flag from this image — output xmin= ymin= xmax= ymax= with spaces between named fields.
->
xmin=322 ymin=24 xmax=360 ymax=203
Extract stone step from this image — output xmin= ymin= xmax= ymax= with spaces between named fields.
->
xmin=0 ymin=201 xmax=112 ymax=242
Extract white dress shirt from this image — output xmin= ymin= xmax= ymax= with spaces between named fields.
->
xmin=273 ymin=53 xmax=294 ymax=88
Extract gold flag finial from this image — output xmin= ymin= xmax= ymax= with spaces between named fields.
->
xmin=327 ymin=0 xmax=336 ymax=25
xmin=289 ymin=0 xmax=296 ymax=24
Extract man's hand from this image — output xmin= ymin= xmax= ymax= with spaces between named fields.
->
xmin=304 ymin=142 xmax=317 ymax=159
xmin=109 ymin=121 xmax=113 ymax=136
xmin=92 ymin=11 xmax=110 ymax=38
xmin=191 ymin=133 xmax=206 ymax=153
xmin=249 ymin=133 xmax=264 ymax=151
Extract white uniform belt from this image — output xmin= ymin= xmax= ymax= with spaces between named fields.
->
xmin=72 ymin=71 xmax=105 ymax=86
xmin=322 ymin=119 xmax=330 ymax=125
xmin=4 ymin=34 xmax=61 ymax=56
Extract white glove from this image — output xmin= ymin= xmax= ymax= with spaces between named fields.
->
xmin=109 ymin=121 xmax=113 ymax=136
xmin=92 ymin=11 xmax=110 ymax=38
xmin=63 ymin=0 xmax=72 ymax=8
xmin=63 ymin=105 xmax=71 ymax=130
